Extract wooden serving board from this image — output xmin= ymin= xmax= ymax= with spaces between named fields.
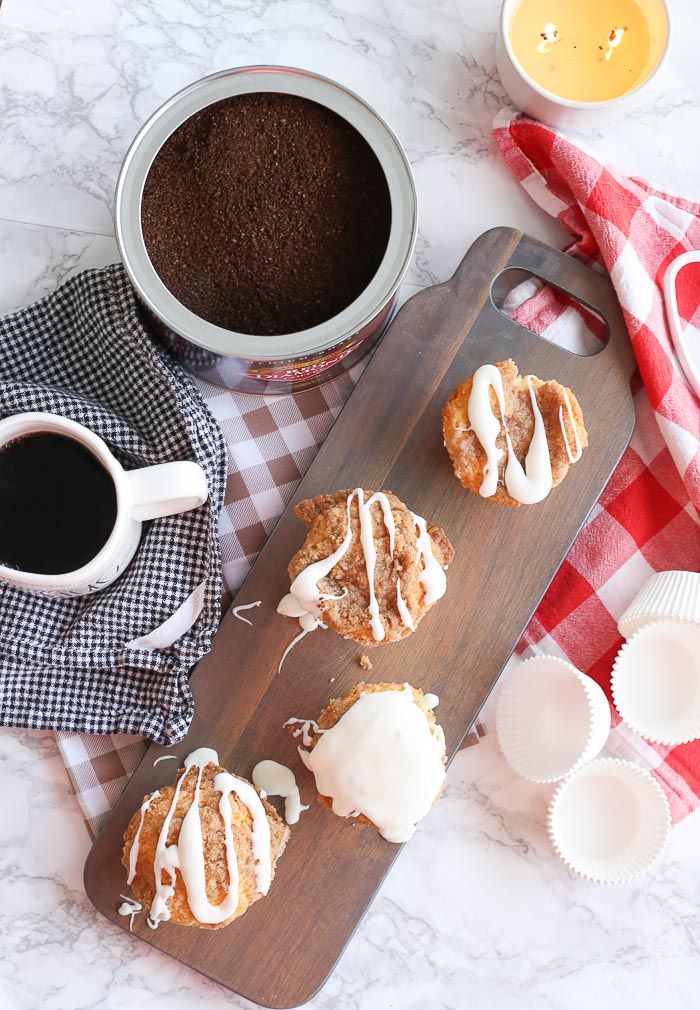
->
xmin=84 ymin=228 xmax=636 ymax=1008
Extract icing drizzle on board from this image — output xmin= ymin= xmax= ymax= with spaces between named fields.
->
xmin=231 ymin=600 xmax=262 ymax=625
xmin=124 ymin=748 xmax=273 ymax=929
xmin=277 ymin=489 xmax=447 ymax=663
xmin=252 ymin=760 xmax=309 ymax=825
xmin=559 ymin=389 xmax=583 ymax=464
xmin=466 ymin=364 xmax=582 ymax=505
xmin=298 ymin=686 xmax=446 ymax=844
xmin=284 ymin=717 xmax=326 ymax=747
xmin=118 ymin=895 xmax=142 ymax=931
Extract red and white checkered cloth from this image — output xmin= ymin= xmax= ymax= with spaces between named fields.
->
xmin=495 ymin=110 xmax=700 ymax=823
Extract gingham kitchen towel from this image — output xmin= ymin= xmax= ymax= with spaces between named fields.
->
xmin=495 ymin=110 xmax=700 ymax=823
xmin=0 ymin=264 xmax=228 ymax=745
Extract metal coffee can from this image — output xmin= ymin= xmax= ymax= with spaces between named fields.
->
xmin=115 ymin=66 xmax=418 ymax=394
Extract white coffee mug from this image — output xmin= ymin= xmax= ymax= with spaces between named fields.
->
xmin=0 ymin=411 xmax=209 ymax=597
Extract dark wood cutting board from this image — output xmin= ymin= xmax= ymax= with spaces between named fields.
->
xmin=84 ymin=228 xmax=636 ymax=1007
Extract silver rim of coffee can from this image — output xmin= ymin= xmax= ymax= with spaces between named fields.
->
xmin=115 ymin=65 xmax=418 ymax=366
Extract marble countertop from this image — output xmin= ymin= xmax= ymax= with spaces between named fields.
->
xmin=1 ymin=1 xmax=700 ymax=1008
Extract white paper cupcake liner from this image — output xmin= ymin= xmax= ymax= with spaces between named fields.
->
xmin=547 ymin=758 xmax=671 ymax=883
xmin=612 ymin=619 xmax=700 ymax=745
xmin=618 ymin=570 xmax=700 ymax=639
xmin=495 ymin=655 xmax=611 ymax=783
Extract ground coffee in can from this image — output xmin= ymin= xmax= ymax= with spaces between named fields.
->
xmin=141 ymin=92 xmax=392 ymax=337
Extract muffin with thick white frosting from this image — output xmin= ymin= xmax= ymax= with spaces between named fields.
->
xmin=292 ymin=682 xmax=446 ymax=843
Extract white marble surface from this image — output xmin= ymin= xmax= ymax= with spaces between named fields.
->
xmin=1 ymin=0 xmax=700 ymax=1007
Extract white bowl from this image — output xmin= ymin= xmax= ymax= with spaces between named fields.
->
xmin=618 ymin=570 xmax=700 ymax=640
xmin=496 ymin=655 xmax=611 ymax=783
xmin=548 ymin=758 xmax=671 ymax=883
xmin=495 ymin=0 xmax=670 ymax=130
xmin=612 ymin=619 xmax=700 ymax=745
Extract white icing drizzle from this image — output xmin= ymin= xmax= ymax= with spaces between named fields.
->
xmin=559 ymin=389 xmax=582 ymax=464
xmin=280 ymin=489 xmax=447 ymax=645
xmin=357 ymin=491 xmax=395 ymax=641
xmin=138 ymin=747 xmax=272 ymax=929
xmin=127 ymin=789 xmax=161 ymax=884
xmin=411 ymin=512 xmax=447 ymax=605
xmin=283 ymin=717 xmax=326 ymax=747
xmin=277 ymin=593 xmax=308 ymax=619
xmin=232 ymin=600 xmax=262 ymax=625
xmin=298 ymin=686 xmax=445 ymax=844
xmin=395 ymin=577 xmax=415 ymax=630
xmin=423 ymin=693 xmax=439 ymax=710
xmin=289 ymin=493 xmax=356 ymax=619
xmin=276 ymin=594 xmax=331 ymax=673
xmin=153 ymin=755 xmax=178 ymax=767
xmin=118 ymin=894 xmax=142 ymax=932
xmin=215 ymin=771 xmax=272 ymax=897
xmin=467 ymin=365 xmax=555 ymax=505
xmin=501 ymin=377 xmax=553 ymax=505
xmin=148 ymin=750 xmax=211 ymax=928
xmin=252 ymin=760 xmax=309 ymax=825
xmin=467 ymin=364 xmax=506 ymax=498
xmin=277 ymin=618 xmax=325 ymax=675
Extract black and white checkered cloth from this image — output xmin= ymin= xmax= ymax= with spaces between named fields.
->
xmin=0 ymin=265 xmax=228 ymax=744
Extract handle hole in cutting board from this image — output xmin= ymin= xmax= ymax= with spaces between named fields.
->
xmin=490 ymin=268 xmax=610 ymax=357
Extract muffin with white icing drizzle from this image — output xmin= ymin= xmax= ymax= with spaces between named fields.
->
xmin=281 ymin=488 xmax=454 ymax=647
xmin=443 ymin=359 xmax=588 ymax=507
xmin=292 ymin=682 xmax=446 ymax=843
xmin=121 ymin=748 xmax=289 ymax=929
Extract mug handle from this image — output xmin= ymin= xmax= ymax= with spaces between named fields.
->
xmin=125 ymin=461 xmax=209 ymax=521
xmin=664 ymin=250 xmax=700 ymax=401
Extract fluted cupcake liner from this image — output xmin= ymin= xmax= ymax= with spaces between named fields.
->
xmin=618 ymin=570 xmax=700 ymax=640
xmin=612 ymin=619 xmax=700 ymax=745
xmin=547 ymin=758 xmax=671 ymax=884
xmin=495 ymin=655 xmax=611 ymax=783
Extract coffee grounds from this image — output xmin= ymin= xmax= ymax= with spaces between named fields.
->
xmin=141 ymin=92 xmax=392 ymax=336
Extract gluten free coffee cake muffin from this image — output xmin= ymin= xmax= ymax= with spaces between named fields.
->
xmin=443 ymin=359 xmax=588 ymax=507
xmin=121 ymin=748 xmax=289 ymax=929
xmin=279 ymin=488 xmax=454 ymax=647
xmin=289 ymin=682 xmax=446 ymax=843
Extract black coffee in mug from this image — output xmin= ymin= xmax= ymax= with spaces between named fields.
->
xmin=0 ymin=432 xmax=117 ymax=575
